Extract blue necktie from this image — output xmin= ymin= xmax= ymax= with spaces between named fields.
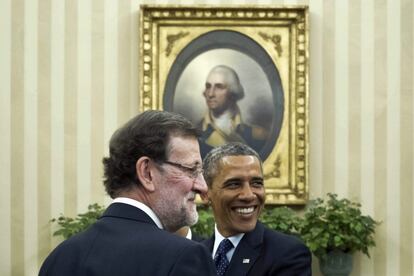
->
xmin=214 ymin=239 xmax=234 ymax=276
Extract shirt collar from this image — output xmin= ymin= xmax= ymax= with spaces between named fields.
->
xmin=186 ymin=228 xmax=192 ymax=240
xmin=212 ymin=224 xmax=244 ymax=260
xmin=112 ymin=197 xmax=163 ymax=229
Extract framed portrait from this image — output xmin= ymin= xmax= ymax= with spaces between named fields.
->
xmin=139 ymin=5 xmax=309 ymax=204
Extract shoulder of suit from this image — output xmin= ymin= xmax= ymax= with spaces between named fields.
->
xmin=260 ymin=223 xmax=306 ymax=248
xmin=161 ymin=230 xmax=207 ymax=249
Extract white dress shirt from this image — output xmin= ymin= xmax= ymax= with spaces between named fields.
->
xmin=212 ymin=224 xmax=245 ymax=262
xmin=112 ymin=197 xmax=163 ymax=229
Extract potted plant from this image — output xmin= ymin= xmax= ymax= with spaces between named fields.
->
xmin=192 ymin=206 xmax=215 ymax=238
xmin=259 ymin=206 xmax=302 ymax=236
xmin=299 ymin=193 xmax=379 ymax=276
xmin=52 ymin=203 xmax=105 ymax=239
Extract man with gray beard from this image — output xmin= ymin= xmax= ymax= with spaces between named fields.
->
xmin=40 ymin=110 xmax=216 ymax=276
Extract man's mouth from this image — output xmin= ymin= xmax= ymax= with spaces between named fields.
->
xmin=234 ymin=206 xmax=255 ymax=215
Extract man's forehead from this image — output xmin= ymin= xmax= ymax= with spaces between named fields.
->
xmin=206 ymin=71 xmax=226 ymax=82
xmin=167 ymin=135 xmax=202 ymax=163
xmin=168 ymin=135 xmax=197 ymax=147
xmin=220 ymin=155 xmax=260 ymax=166
xmin=212 ymin=156 xmax=262 ymax=185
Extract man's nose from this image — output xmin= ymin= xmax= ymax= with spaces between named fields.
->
xmin=193 ymin=173 xmax=208 ymax=194
xmin=204 ymin=88 xmax=216 ymax=97
xmin=238 ymin=184 xmax=255 ymax=200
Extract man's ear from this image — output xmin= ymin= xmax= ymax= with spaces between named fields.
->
xmin=136 ymin=156 xmax=156 ymax=192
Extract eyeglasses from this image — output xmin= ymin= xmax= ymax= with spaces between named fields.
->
xmin=163 ymin=160 xmax=204 ymax=179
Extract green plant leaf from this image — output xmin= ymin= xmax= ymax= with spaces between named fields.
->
xmin=299 ymin=193 xmax=379 ymax=259
xmin=52 ymin=204 xmax=105 ymax=239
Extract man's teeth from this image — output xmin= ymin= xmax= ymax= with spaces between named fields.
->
xmin=235 ymin=207 xmax=255 ymax=214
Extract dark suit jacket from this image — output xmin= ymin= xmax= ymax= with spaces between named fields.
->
xmin=203 ymin=222 xmax=312 ymax=276
xmin=191 ymin=232 xmax=206 ymax=242
xmin=40 ymin=203 xmax=216 ymax=276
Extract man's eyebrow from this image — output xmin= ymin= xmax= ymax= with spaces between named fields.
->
xmin=190 ymin=161 xmax=202 ymax=167
xmin=222 ymin=176 xmax=263 ymax=183
xmin=223 ymin=177 xmax=241 ymax=183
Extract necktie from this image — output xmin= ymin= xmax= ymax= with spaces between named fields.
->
xmin=214 ymin=239 xmax=234 ymax=276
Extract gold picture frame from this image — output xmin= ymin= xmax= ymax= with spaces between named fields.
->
xmin=139 ymin=5 xmax=309 ymax=204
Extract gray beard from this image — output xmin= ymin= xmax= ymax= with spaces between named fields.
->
xmin=153 ymin=199 xmax=199 ymax=232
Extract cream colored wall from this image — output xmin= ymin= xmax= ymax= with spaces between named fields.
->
xmin=1 ymin=0 xmax=413 ymax=275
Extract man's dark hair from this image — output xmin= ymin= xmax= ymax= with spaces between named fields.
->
xmin=102 ymin=110 xmax=199 ymax=198
xmin=203 ymin=142 xmax=262 ymax=188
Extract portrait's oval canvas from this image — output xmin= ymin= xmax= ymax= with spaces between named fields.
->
xmin=174 ymin=49 xmax=273 ymax=129
xmin=164 ymin=30 xmax=284 ymax=160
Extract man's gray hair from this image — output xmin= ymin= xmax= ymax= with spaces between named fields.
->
xmin=203 ymin=142 xmax=262 ymax=187
xmin=208 ymin=65 xmax=245 ymax=101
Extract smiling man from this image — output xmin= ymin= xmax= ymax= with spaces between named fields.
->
xmin=202 ymin=142 xmax=311 ymax=276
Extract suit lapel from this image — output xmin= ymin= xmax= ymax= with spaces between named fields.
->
xmin=225 ymin=223 xmax=264 ymax=276
xmin=203 ymin=236 xmax=215 ymax=253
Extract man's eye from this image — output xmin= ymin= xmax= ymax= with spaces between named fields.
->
xmin=189 ymin=167 xmax=199 ymax=173
xmin=190 ymin=164 xmax=201 ymax=170
xmin=251 ymin=180 xmax=264 ymax=187
xmin=224 ymin=182 xmax=240 ymax=189
xmin=188 ymin=166 xmax=203 ymax=177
